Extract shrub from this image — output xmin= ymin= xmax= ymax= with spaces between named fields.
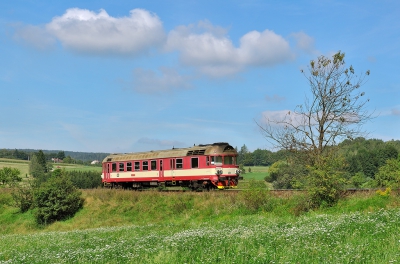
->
xmin=11 ymin=181 xmax=35 ymax=212
xmin=0 ymin=167 xmax=22 ymax=187
xmin=266 ymin=161 xmax=308 ymax=189
xmin=238 ymin=180 xmax=274 ymax=213
xmin=34 ymin=175 xmax=84 ymax=225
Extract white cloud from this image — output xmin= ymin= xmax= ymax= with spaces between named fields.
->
xmin=291 ymin=31 xmax=317 ymax=54
xmin=131 ymin=67 xmax=192 ymax=93
xmin=14 ymin=8 xmax=166 ymax=55
xmin=260 ymin=110 xmax=307 ymax=128
xmin=13 ymin=24 xmax=56 ymax=50
xmin=47 ymin=8 xmax=165 ymax=55
xmin=166 ymin=21 xmax=294 ymax=77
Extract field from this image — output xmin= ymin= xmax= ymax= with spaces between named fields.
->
xmin=1 ymin=162 xmax=400 ymax=262
xmin=242 ymin=166 xmax=269 ymax=180
xmin=1 ymin=189 xmax=400 ymax=263
xmin=0 ymin=158 xmax=102 ymax=175
xmin=0 ymin=158 xmax=30 ymax=178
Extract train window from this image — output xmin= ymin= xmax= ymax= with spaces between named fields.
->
xmin=176 ymin=158 xmax=183 ymax=169
xmin=224 ymin=156 xmax=234 ymax=165
xmin=119 ymin=163 xmax=125 ymax=172
xmin=127 ymin=162 xmax=132 ymax=171
xmin=143 ymin=161 xmax=149 ymax=171
xmin=151 ymin=160 xmax=157 ymax=170
xmin=191 ymin=157 xmax=199 ymax=168
xmin=112 ymin=163 xmax=117 ymax=172
xmin=215 ymin=156 xmax=222 ymax=165
xmin=134 ymin=161 xmax=140 ymax=171
xmin=211 ymin=156 xmax=215 ymax=165
xmin=206 ymin=156 xmax=209 ymax=166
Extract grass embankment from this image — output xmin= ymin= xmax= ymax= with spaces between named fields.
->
xmin=1 ymin=189 xmax=400 ymax=263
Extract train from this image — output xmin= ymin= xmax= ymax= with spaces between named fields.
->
xmin=101 ymin=142 xmax=242 ymax=190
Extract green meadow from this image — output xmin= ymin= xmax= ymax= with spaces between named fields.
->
xmin=1 ymin=162 xmax=399 ymax=263
xmin=1 ymin=188 xmax=400 ymax=263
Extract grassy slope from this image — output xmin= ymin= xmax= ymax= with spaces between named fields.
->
xmin=1 ymin=189 xmax=400 ymax=263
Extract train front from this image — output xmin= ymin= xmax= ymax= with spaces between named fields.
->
xmin=206 ymin=143 xmax=242 ymax=189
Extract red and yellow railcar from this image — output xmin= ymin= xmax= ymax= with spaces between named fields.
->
xmin=101 ymin=142 xmax=241 ymax=190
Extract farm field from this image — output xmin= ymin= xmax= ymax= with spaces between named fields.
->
xmin=242 ymin=166 xmax=269 ymax=180
xmin=0 ymin=158 xmax=102 ymax=175
xmin=0 ymin=158 xmax=30 ymax=178
xmin=1 ymin=189 xmax=400 ymax=263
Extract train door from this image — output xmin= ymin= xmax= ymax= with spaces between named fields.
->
xmin=104 ymin=163 xmax=111 ymax=181
xmin=159 ymin=159 xmax=164 ymax=181
xmin=170 ymin=159 xmax=175 ymax=177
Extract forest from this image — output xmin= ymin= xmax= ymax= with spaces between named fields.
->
xmin=236 ymin=137 xmax=400 ymax=190
xmin=0 ymin=148 xmax=108 ymax=164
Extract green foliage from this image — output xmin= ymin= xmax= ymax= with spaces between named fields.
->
xmin=341 ymin=137 xmax=399 ymax=179
xmin=239 ymin=164 xmax=245 ymax=174
xmin=374 ymin=158 xmax=400 ymax=188
xmin=307 ymin=155 xmax=347 ymax=207
xmin=238 ymin=180 xmax=274 ymax=212
xmin=349 ymin=172 xmax=368 ymax=188
xmin=34 ymin=175 xmax=84 ymax=225
xmin=29 ymin=154 xmax=46 ymax=178
xmin=11 ymin=180 xmax=35 ymax=212
xmin=0 ymin=167 xmax=22 ymax=187
xmin=266 ymin=160 xmax=308 ymax=189
xmin=56 ymin=151 xmax=66 ymax=160
xmin=65 ymin=170 xmax=102 ymax=189
xmin=0 ymin=149 xmax=29 ymax=160
xmin=36 ymin=150 xmax=48 ymax=173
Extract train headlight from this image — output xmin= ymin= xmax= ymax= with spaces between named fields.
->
xmin=235 ymin=169 xmax=241 ymax=175
xmin=216 ymin=169 xmax=223 ymax=175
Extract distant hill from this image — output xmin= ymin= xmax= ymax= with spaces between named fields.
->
xmin=1 ymin=148 xmax=110 ymax=162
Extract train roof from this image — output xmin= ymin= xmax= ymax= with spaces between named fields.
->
xmin=102 ymin=142 xmax=237 ymax=162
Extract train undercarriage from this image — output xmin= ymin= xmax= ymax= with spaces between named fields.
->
xmin=104 ymin=177 xmax=239 ymax=191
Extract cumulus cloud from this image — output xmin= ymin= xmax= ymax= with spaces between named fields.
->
xmin=13 ymin=24 xmax=56 ymax=50
xmin=260 ymin=110 xmax=308 ymax=128
xmin=291 ymin=31 xmax=316 ymax=54
xmin=131 ymin=67 xmax=192 ymax=93
xmin=12 ymin=9 xmax=310 ymax=80
xmin=14 ymin=8 xmax=166 ymax=55
xmin=166 ymin=21 xmax=294 ymax=77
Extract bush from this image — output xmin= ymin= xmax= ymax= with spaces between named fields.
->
xmin=34 ymin=175 xmax=84 ymax=225
xmin=266 ymin=161 xmax=308 ymax=189
xmin=238 ymin=180 xmax=274 ymax=213
xmin=307 ymin=168 xmax=347 ymax=208
xmin=11 ymin=181 xmax=35 ymax=212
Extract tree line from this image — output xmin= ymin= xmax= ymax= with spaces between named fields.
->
xmin=0 ymin=148 xmax=109 ymax=164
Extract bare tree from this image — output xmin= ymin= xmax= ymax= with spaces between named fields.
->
xmin=258 ymin=51 xmax=372 ymax=166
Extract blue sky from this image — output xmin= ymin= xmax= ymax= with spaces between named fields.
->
xmin=1 ymin=0 xmax=399 ymax=153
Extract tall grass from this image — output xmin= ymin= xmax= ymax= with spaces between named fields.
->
xmin=1 ymin=188 xmax=400 ymax=262
xmin=1 ymin=208 xmax=399 ymax=263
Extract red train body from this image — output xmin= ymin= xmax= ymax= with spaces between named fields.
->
xmin=101 ymin=142 xmax=241 ymax=190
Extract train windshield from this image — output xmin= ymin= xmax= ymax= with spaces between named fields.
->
xmin=224 ymin=156 xmax=235 ymax=165
xmin=215 ymin=156 xmax=222 ymax=165
xmin=210 ymin=156 xmax=235 ymax=165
